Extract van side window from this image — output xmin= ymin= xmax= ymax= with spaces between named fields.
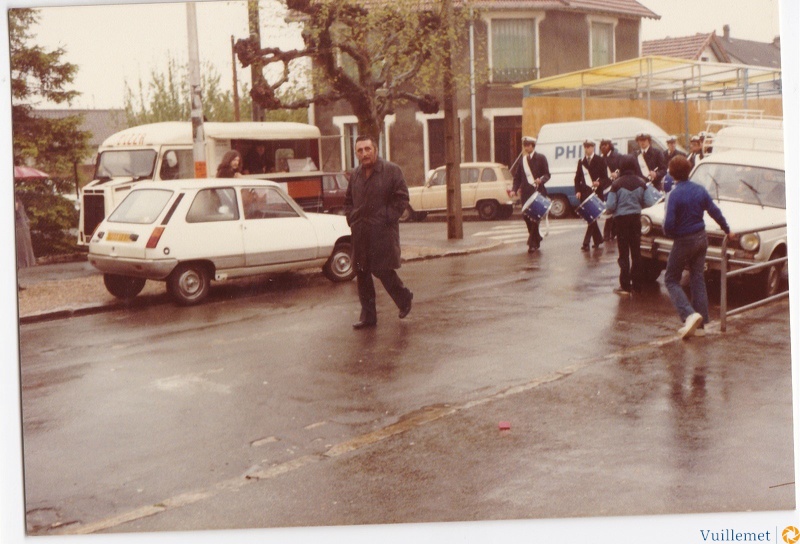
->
xmin=159 ymin=149 xmax=195 ymax=180
xmin=480 ymin=168 xmax=497 ymax=182
xmin=186 ymin=188 xmax=239 ymax=223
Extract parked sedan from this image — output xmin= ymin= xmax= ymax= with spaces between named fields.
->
xmin=639 ymin=150 xmax=786 ymax=297
xmin=88 ymin=179 xmax=355 ymax=305
xmin=402 ymin=162 xmax=515 ymax=221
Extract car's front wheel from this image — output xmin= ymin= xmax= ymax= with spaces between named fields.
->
xmin=103 ymin=274 xmax=146 ymax=300
xmin=323 ymin=242 xmax=356 ymax=282
xmin=756 ymin=249 xmax=785 ymax=298
xmin=639 ymin=258 xmax=664 ymax=283
xmin=168 ymin=263 xmax=211 ymax=305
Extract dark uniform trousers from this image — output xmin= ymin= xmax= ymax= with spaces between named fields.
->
xmin=615 ymin=214 xmax=643 ymax=291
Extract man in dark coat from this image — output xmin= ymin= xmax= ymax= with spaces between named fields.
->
xmin=344 ymin=135 xmax=413 ymax=330
xmin=574 ymin=140 xmax=609 ymax=250
xmin=664 ymin=135 xmax=686 ymax=163
xmin=634 ymin=132 xmax=667 ymax=191
xmin=599 ymin=138 xmax=622 ymax=242
xmin=512 ymin=136 xmax=550 ymax=253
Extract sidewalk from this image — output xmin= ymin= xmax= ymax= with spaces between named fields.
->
xmin=16 ymin=236 xmax=503 ymax=324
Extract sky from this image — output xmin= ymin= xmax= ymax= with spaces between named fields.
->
xmin=12 ymin=0 xmax=784 ymax=110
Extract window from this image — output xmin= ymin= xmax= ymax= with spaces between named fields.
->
xmin=242 ymin=187 xmax=299 ymax=219
xmin=159 ymin=149 xmax=195 ymax=180
xmin=186 ymin=188 xmax=239 ymax=223
xmin=96 ymin=149 xmax=157 ymax=180
xmin=109 ymin=189 xmax=173 ymax=224
xmin=481 ymin=168 xmax=498 ymax=182
xmin=492 ymin=19 xmax=538 ymax=83
xmin=591 ymin=21 xmax=614 ymax=67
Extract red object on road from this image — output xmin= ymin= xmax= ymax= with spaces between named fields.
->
xmin=498 ymin=421 xmax=511 ymax=430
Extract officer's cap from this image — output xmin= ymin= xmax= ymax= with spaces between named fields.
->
xmin=635 ymin=132 xmax=651 ymax=141
xmin=582 ymin=139 xmax=596 ymax=148
xmin=666 ymin=135 xmax=677 ymax=143
xmin=521 ymin=136 xmax=537 ymax=145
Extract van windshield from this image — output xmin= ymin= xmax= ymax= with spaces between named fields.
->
xmin=95 ymin=150 xmax=157 ymax=181
xmin=693 ymin=163 xmax=785 ymax=209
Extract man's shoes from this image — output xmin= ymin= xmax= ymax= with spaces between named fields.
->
xmin=528 ymin=246 xmax=538 ymax=253
xmin=678 ymin=312 xmax=703 ymax=339
xmin=593 ymin=242 xmax=603 ymax=249
xmin=581 ymin=245 xmax=589 ymax=251
xmin=613 ymin=287 xmax=631 ymax=295
xmin=399 ymin=292 xmax=413 ymax=319
xmin=352 ymin=320 xmax=377 ymax=330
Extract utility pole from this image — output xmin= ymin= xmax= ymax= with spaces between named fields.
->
xmin=443 ymin=0 xmax=463 ymax=239
xmin=248 ymin=0 xmax=264 ymax=122
xmin=231 ymin=36 xmax=241 ymax=121
xmin=186 ymin=3 xmax=207 ymax=177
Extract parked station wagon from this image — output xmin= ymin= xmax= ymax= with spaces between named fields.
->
xmin=403 ymin=162 xmax=515 ymax=221
xmin=639 ymin=149 xmax=786 ymax=297
xmin=88 ymin=179 xmax=355 ymax=305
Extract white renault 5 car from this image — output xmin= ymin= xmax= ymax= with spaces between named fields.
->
xmin=403 ymin=162 xmax=515 ymax=221
xmin=88 ymin=178 xmax=355 ymax=305
xmin=639 ymin=149 xmax=786 ymax=297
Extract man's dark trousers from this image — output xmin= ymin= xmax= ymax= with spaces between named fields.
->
xmin=615 ymin=214 xmax=642 ymax=291
xmin=357 ymin=270 xmax=411 ymax=323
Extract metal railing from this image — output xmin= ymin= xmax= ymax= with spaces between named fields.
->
xmin=720 ymin=223 xmax=788 ymax=332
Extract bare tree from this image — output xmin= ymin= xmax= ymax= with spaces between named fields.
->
xmin=235 ymin=0 xmax=473 ymax=141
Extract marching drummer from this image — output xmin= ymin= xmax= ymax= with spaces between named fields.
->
xmin=599 ymin=138 xmax=621 ymax=242
xmin=574 ymin=139 xmax=610 ymax=251
xmin=512 ymin=136 xmax=551 ymax=253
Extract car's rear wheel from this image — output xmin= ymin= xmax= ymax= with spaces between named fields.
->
xmin=498 ymin=204 xmax=514 ymax=219
xmin=103 ymin=274 xmax=146 ymax=300
xmin=168 ymin=263 xmax=211 ymax=305
xmin=476 ymin=200 xmax=499 ymax=220
xmin=548 ymin=195 xmax=571 ymax=219
xmin=323 ymin=242 xmax=356 ymax=282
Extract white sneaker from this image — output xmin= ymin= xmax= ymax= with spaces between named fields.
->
xmin=678 ymin=313 xmax=703 ymax=339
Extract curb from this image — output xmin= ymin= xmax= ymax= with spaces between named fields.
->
xmin=18 ymin=242 xmax=505 ymax=325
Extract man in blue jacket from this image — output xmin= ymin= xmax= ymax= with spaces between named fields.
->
xmin=605 ymin=154 xmax=659 ymax=295
xmin=663 ymin=155 xmax=732 ymax=339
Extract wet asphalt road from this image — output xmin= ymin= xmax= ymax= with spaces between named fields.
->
xmin=18 ymin=218 xmax=794 ymax=535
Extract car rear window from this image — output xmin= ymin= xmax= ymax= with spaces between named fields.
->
xmin=108 ymin=189 xmax=174 ymax=224
xmin=186 ymin=188 xmax=239 ymax=223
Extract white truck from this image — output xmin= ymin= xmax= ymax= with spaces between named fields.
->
xmin=533 ymin=117 xmax=677 ymax=218
xmin=78 ymin=121 xmax=326 ymax=245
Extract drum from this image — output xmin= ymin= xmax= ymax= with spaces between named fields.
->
xmin=522 ymin=192 xmax=552 ymax=222
xmin=576 ymin=193 xmax=605 ymax=224
xmin=645 ymin=182 xmax=665 ymax=204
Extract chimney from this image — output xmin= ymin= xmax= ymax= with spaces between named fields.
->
xmin=723 ymin=24 xmax=730 ymax=41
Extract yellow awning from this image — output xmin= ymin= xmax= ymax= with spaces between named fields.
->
xmin=514 ymin=56 xmax=782 ymax=100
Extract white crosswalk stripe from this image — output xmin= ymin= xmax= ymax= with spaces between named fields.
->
xmin=472 ymin=222 xmax=586 ymax=244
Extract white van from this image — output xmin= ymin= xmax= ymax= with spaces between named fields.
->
xmin=534 ymin=117 xmax=677 ymax=218
xmin=78 ymin=121 xmax=323 ymax=245
xmin=709 ymin=123 xmax=783 ymax=154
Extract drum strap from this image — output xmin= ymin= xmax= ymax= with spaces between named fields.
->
xmin=522 ymin=154 xmax=536 ymax=186
xmin=581 ymin=163 xmax=593 ymax=188
xmin=637 ymin=153 xmax=650 ymax=177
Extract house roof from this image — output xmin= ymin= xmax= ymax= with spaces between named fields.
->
xmin=720 ymin=35 xmax=781 ymax=69
xmin=642 ymin=33 xmax=729 ymax=62
xmin=34 ymin=109 xmax=128 ymax=150
xmin=643 ymin=30 xmax=781 ymax=69
xmin=472 ymin=0 xmax=659 ymax=19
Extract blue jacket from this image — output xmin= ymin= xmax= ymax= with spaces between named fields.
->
xmin=663 ymin=180 xmax=730 ymax=237
xmin=606 ymin=173 xmax=659 ymax=217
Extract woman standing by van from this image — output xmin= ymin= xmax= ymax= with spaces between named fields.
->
xmin=216 ymin=150 xmax=243 ymax=178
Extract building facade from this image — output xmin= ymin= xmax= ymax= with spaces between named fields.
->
xmin=311 ymin=0 xmax=659 ymax=185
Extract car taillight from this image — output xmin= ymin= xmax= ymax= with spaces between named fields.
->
xmin=146 ymin=226 xmax=166 ymax=249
